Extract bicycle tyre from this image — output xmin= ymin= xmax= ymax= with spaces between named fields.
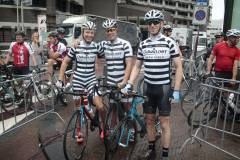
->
xmin=1 ymin=87 xmax=32 ymax=115
xmin=104 ymin=101 xmax=123 ymax=154
xmin=105 ymin=117 xmax=137 ymax=160
xmin=187 ymin=98 xmax=218 ymax=128
xmin=37 ymin=80 xmax=61 ymax=106
xmin=63 ymin=110 xmax=88 ymax=160
xmin=33 ymin=81 xmax=54 ymax=112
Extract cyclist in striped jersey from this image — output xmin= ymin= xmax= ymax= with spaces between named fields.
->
xmin=57 ymin=21 xmax=106 ymax=139
xmin=122 ymin=10 xmax=183 ymax=160
xmin=100 ymin=19 xmax=133 ymax=89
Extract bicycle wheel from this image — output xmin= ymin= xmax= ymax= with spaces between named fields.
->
xmin=63 ymin=110 xmax=88 ymax=160
xmin=105 ymin=118 xmax=137 ymax=160
xmin=187 ymin=98 xmax=218 ymax=127
xmin=33 ymin=81 xmax=54 ymax=112
xmin=180 ymin=80 xmax=202 ymax=117
xmin=104 ymin=101 xmax=123 ymax=154
xmin=120 ymin=119 xmax=138 ymax=160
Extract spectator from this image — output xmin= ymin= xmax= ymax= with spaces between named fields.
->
xmin=207 ymin=29 xmax=240 ymax=83
xmin=30 ymin=32 xmax=43 ymax=66
xmin=56 ymin=27 xmax=68 ymax=46
xmin=5 ymin=31 xmax=37 ymax=75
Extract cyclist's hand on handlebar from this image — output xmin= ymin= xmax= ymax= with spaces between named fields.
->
xmin=171 ymin=90 xmax=180 ymax=103
xmin=121 ymin=83 xmax=133 ymax=95
xmin=203 ymin=72 xmax=211 ymax=80
xmin=56 ymin=80 xmax=64 ymax=88
xmin=117 ymin=82 xmax=126 ymax=89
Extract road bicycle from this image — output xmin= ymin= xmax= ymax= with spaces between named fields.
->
xmin=187 ymin=78 xmax=240 ymax=128
xmin=104 ymin=89 xmax=161 ymax=160
xmin=0 ymin=65 xmax=52 ymax=115
xmin=62 ymin=89 xmax=103 ymax=160
xmin=41 ymin=69 xmax=73 ymax=107
xmin=180 ymin=52 xmax=208 ymax=118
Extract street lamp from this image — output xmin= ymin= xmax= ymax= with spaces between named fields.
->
xmin=16 ymin=0 xmax=24 ymax=31
xmin=16 ymin=0 xmax=29 ymax=31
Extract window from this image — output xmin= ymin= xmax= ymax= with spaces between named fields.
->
xmin=178 ymin=2 xmax=188 ymax=8
xmin=32 ymin=0 xmax=46 ymax=7
xmin=0 ymin=28 xmax=12 ymax=43
xmin=0 ymin=0 xmax=15 ymax=5
xmin=57 ymin=0 xmax=66 ymax=12
xmin=178 ymin=11 xmax=188 ymax=17
xmin=165 ymin=1 xmax=175 ymax=6
xmin=70 ymin=2 xmax=82 ymax=15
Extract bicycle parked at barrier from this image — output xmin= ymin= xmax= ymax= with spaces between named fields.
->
xmin=187 ymin=77 xmax=240 ymax=127
xmin=180 ymin=52 xmax=208 ymax=118
xmin=0 ymin=65 xmax=52 ymax=115
xmin=42 ymin=69 xmax=73 ymax=106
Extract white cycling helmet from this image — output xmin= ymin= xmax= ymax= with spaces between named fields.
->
xmin=226 ymin=29 xmax=240 ymax=37
xmin=144 ymin=9 xmax=165 ymax=21
xmin=82 ymin=21 xmax=96 ymax=30
xmin=102 ymin=19 xmax=117 ymax=29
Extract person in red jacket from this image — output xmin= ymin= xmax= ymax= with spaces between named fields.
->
xmin=5 ymin=31 xmax=37 ymax=75
xmin=207 ymin=29 xmax=240 ymax=83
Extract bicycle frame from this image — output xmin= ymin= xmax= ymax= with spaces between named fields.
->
xmin=118 ymin=95 xmax=145 ymax=147
xmin=72 ymin=95 xmax=94 ymax=139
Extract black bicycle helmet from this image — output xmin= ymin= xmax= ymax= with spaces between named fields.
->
xmin=214 ymin=32 xmax=224 ymax=38
xmin=48 ymin=31 xmax=59 ymax=38
xmin=15 ymin=30 xmax=25 ymax=37
xmin=56 ymin=27 xmax=65 ymax=34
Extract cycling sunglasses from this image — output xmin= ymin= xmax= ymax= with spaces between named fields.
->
xmin=165 ymin=29 xmax=172 ymax=32
xmin=215 ymin=36 xmax=222 ymax=38
xmin=106 ymin=28 xmax=117 ymax=33
xmin=147 ymin=20 xmax=160 ymax=25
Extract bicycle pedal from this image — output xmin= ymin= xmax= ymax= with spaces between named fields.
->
xmin=90 ymin=125 xmax=95 ymax=132
xmin=138 ymin=129 xmax=146 ymax=138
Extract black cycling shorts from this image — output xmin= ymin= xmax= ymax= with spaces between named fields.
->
xmin=13 ymin=66 xmax=30 ymax=76
xmin=215 ymin=71 xmax=232 ymax=80
xmin=215 ymin=71 xmax=233 ymax=87
xmin=143 ymin=82 xmax=171 ymax=116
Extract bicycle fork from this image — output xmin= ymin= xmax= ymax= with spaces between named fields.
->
xmin=118 ymin=120 xmax=134 ymax=148
xmin=73 ymin=109 xmax=86 ymax=144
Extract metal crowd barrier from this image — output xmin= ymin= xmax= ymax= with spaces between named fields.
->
xmin=179 ymin=77 xmax=240 ymax=159
xmin=0 ymin=70 xmax=64 ymax=137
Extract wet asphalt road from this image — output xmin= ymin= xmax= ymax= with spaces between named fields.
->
xmin=0 ymin=59 xmax=239 ymax=160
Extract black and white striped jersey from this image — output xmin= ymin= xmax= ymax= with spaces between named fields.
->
xmin=100 ymin=37 xmax=133 ymax=85
xmin=138 ymin=34 xmax=179 ymax=85
xmin=68 ymin=40 xmax=103 ymax=92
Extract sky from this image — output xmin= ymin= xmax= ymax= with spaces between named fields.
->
xmin=211 ymin=0 xmax=224 ymax=20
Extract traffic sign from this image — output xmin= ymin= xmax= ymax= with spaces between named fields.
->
xmin=14 ymin=0 xmax=32 ymax=6
xmin=38 ymin=15 xmax=47 ymax=45
xmin=192 ymin=6 xmax=208 ymax=25
xmin=196 ymin=0 xmax=208 ymax=6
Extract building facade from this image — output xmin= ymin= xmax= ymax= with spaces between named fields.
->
xmin=118 ymin=0 xmax=197 ymax=28
xmin=0 ymin=0 xmax=84 ymax=49
xmin=0 ymin=0 xmax=205 ymax=50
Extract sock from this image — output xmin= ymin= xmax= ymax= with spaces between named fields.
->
xmin=148 ymin=141 xmax=155 ymax=151
xmin=162 ymin=147 xmax=169 ymax=157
